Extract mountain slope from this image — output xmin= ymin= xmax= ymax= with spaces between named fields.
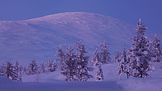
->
xmin=0 ymin=12 xmax=135 ymax=62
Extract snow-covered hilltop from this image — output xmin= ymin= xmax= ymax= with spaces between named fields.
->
xmin=0 ymin=12 xmax=135 ymax=62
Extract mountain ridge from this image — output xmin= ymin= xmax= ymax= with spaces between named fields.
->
xmin=0 ymin=12 xmax=139 ymax=62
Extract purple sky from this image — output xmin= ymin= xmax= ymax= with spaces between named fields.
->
xmin=0 ymin=0 xmax=161 ymax=34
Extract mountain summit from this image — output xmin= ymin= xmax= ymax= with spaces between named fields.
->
xmin=0 ymin=12 xmax=134 ymax=62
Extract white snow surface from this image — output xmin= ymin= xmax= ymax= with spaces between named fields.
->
xmin=1 ymin=62 xmax=162 ymax=91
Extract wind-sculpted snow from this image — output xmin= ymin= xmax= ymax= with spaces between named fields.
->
xmin=0 ymin=12 xmax=136 ymax=62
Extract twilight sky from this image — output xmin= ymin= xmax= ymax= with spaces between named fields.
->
xmin=0 ymin=0 xmax=161 ymax=33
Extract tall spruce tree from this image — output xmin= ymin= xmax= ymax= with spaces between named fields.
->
xmin=99 ymin=42 xmax=110 ymax=64
xmin=128 ymin=19 xmax=150 ymax=78
xmin=117 ymin=19 xmax=151 ymax=78
xmin=92 ymin=42 xmax=110 ymax=65
xmin=59 ymin=42 xmax=92 ymax=81
xmin=61 ymin=48 xmax=77 ymax=81
xmin=75 ymin=42 xmax=91 ymax=81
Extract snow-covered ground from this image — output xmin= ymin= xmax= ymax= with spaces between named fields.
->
xmin=0 ymin=77 xmax=123 ymax=91
xmin=1 ymin=62 xmax=162 ymax=91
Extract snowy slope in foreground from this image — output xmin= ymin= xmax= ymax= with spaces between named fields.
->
xmin=1 ymin=63 xmax=162 ymax=91
xmin=0 ymin=78 xmax=123 ymax=91
xmin=1 ymin=78 xmax=162 ymax=91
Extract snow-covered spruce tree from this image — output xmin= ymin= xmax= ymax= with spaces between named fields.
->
xmin=93 ymin=49 xmax=103 ymax=80
xmin=47 ymin=60 xmax=57 ymax=72
xmin=116 ymin=19 xmax=151 ymax=78
xmin=92 ymin=42 xmax=110 ymax=65
xmin=61 ymin=48 xmax=77 ymax=81
xmin=6 ymin=62 xmax=13 ymax=80
xmin=59 ymin=43 xmax=92 ymax=81
xmin=128 ymin=19 xmax=151 ymax=78
xmin=13 ymin=62 xmax=22 ymax=81
xmin=150 ymin=35 xmax=162 ymax=62
xmin=27 ymin=60 xmax=39 ymax=75
xmin=117 ymin=49 xmax=130 ymax=78
xmin=96 ymin=64 xmax=104 ymax=80
xmin=75 ymin=42 xmax=92 ymax=81
xmin=93 ymin=49 xmax=101 ymax=66
xmin=99 ymin=42 xmax=110 ymax=64
xmin=93 ymin=49 xmax=104 ymax=80
xmin=5 ymin=62 xmax=21 ymax=80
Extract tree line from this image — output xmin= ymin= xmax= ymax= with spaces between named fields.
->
xmin=0 ymin=60 xmax=57 ymax=81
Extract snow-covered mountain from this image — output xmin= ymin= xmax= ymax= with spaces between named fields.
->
xmin=0 ymin=12 xmax=136 ymax=62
